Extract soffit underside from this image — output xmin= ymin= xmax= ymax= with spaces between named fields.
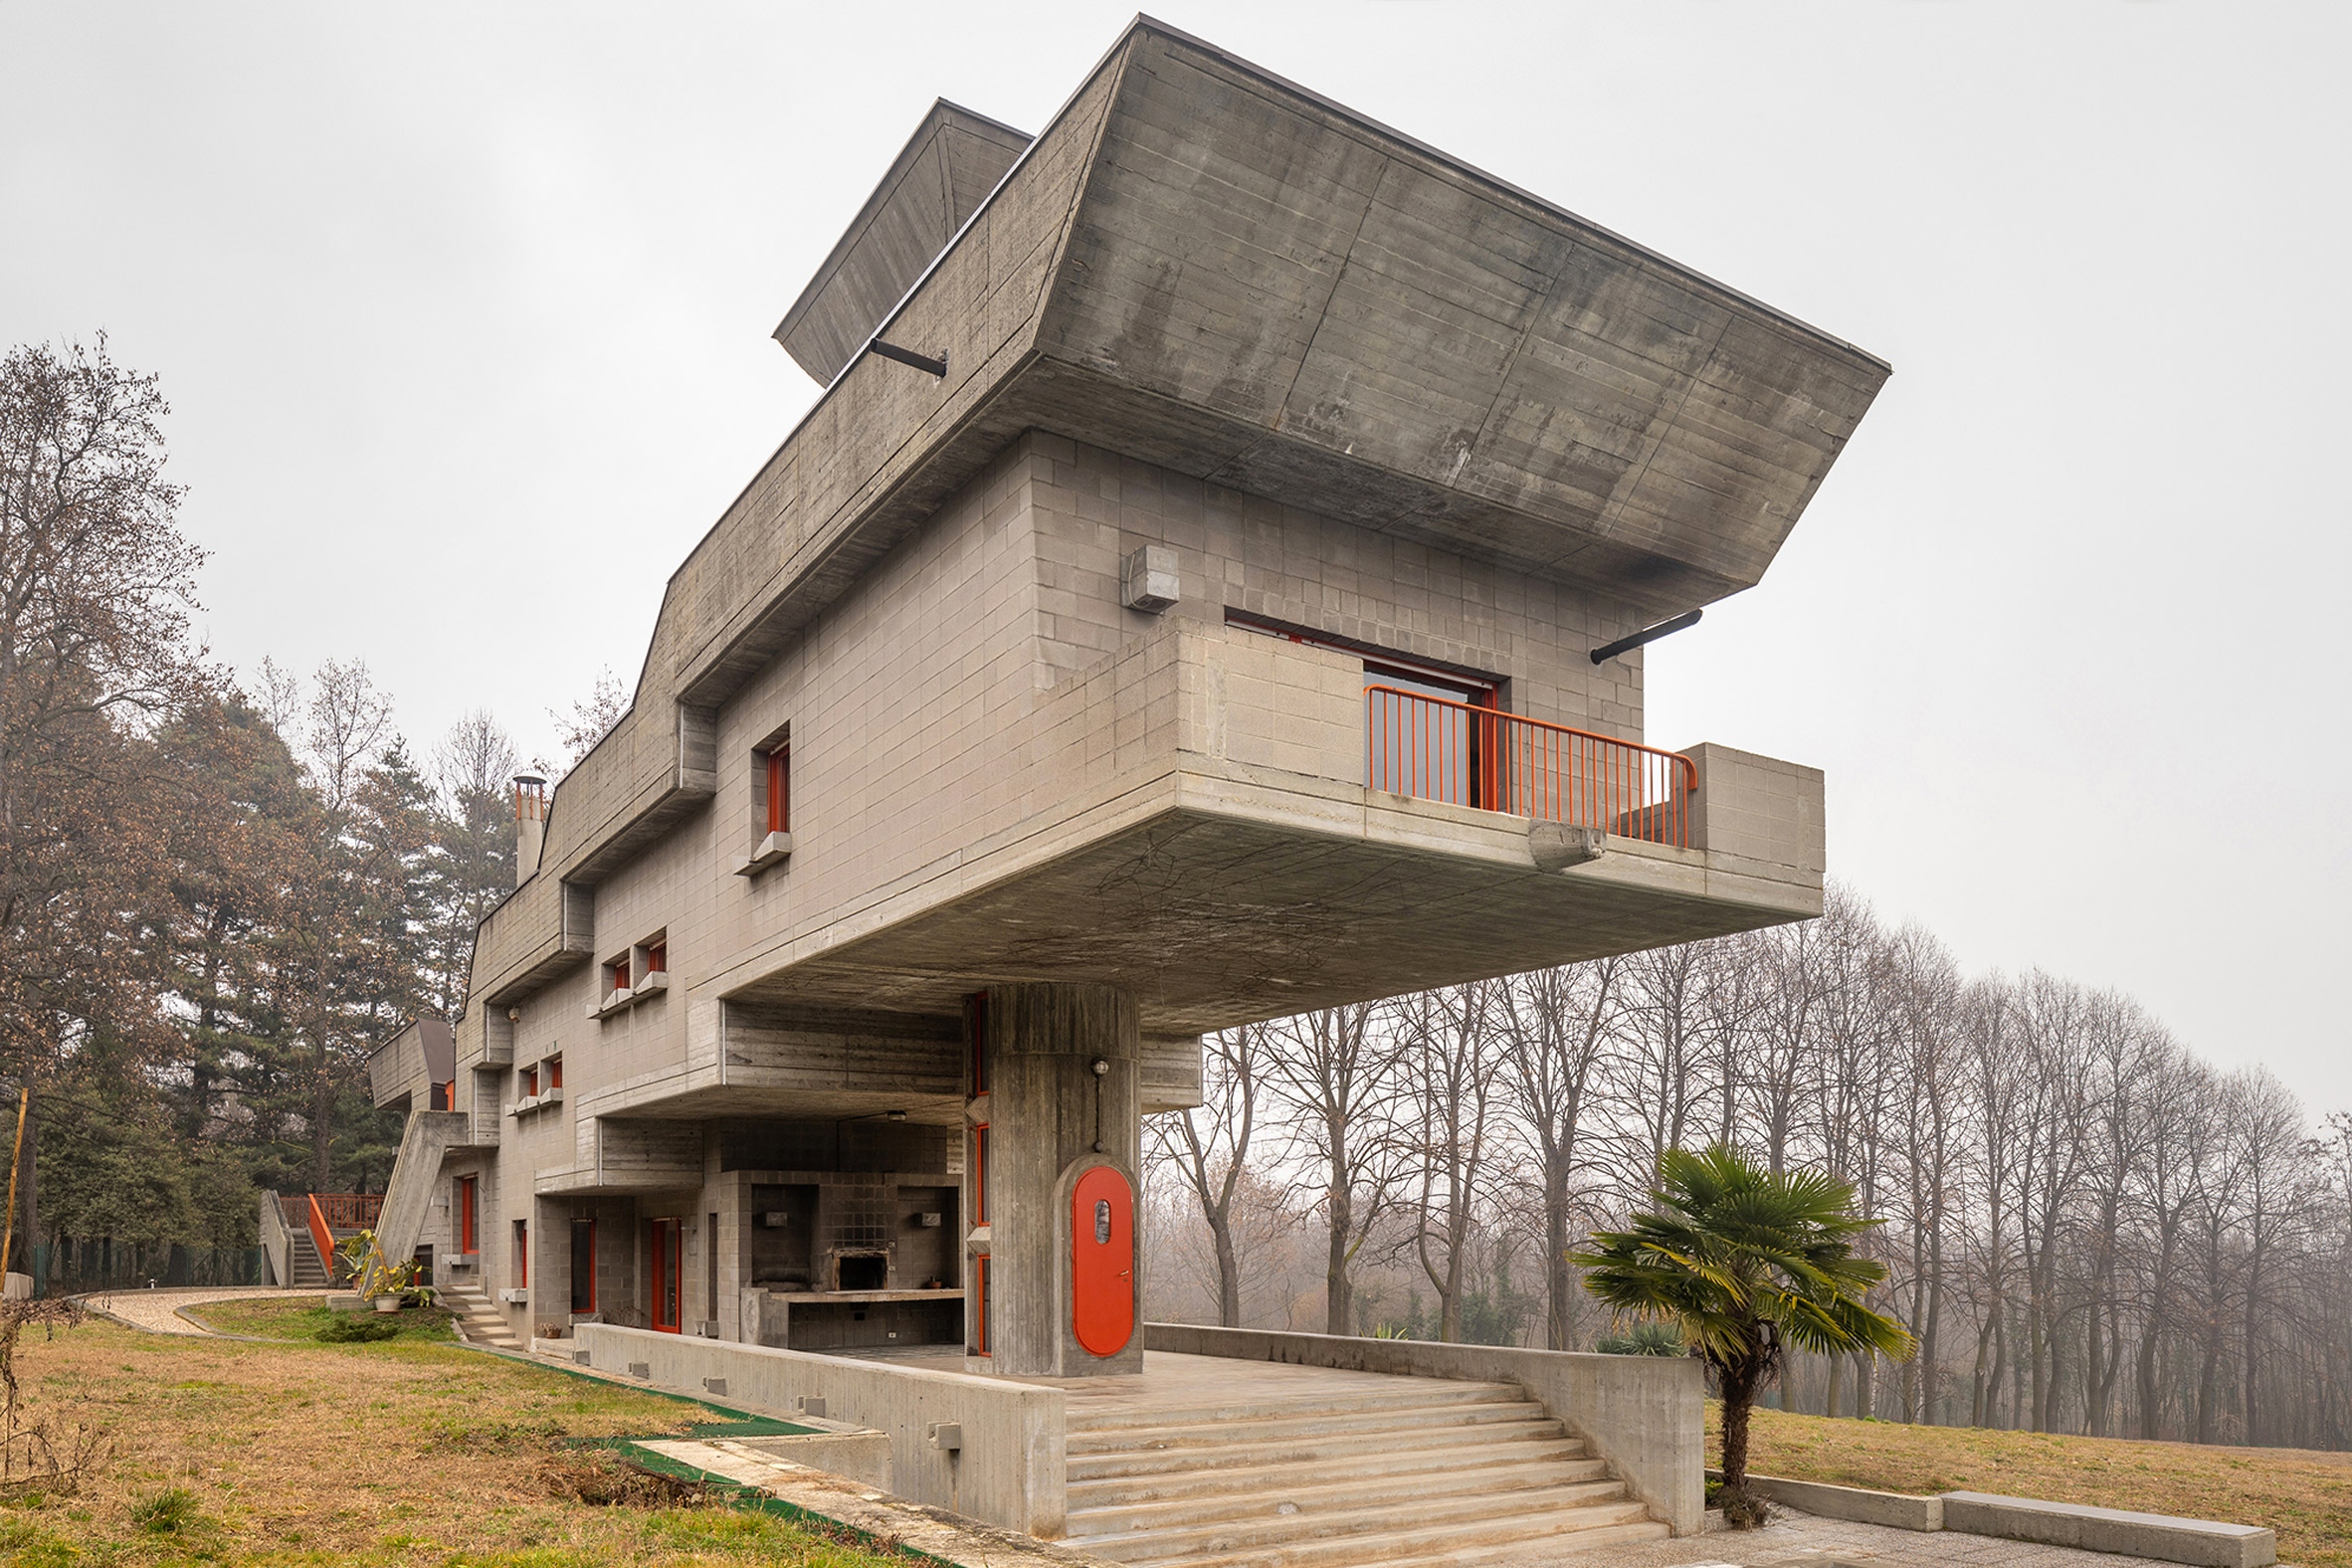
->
xmin=720 ymin=807 xmax=1812 ymax=1039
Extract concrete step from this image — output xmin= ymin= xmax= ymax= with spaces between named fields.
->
xmin=1069 ymin=1437 xmax=1599 ymax=1510
xmin=1104 ymin=1497 xmax=1662 ymax=1568
xmin=438 ymin=1283 xmax=523 ymax=1348
xmin=1068 ymin=1381 xmax=1525 ymax=1435
xmin=1067 ymin=1400 xmax=1553 ymax=1456
xmin=1285 ymin=1516 xmax=1672 ymax=1568
xmin=1067 ymin=1415 xmax=1569 ymax=1480
xmin=1068 ymin=1462 xmax=1623 ymax=1538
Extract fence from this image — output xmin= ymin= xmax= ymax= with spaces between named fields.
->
xmin=34 ymin=1238 xmax=266 ymax=1296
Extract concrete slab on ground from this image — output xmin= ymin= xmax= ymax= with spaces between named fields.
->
xmin=1502 ymin=1506 xmax=2279 ymax=1568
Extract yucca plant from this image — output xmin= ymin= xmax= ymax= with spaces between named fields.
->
xmin=1574 ymin=1144 xmax=1913 ymax=1528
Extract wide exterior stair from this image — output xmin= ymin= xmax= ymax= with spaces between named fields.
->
xmin=1063 ymin=1377 xmax=1668 ymax=1568
xmin=438 ymin=1277 xmax=524 ymax=1351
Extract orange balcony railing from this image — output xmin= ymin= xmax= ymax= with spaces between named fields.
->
xmin=1367 ymin=686 xmax=1698 ymax=849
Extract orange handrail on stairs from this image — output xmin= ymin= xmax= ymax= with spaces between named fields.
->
xmin=305 ymin=1193 xmax=339 ymax=1284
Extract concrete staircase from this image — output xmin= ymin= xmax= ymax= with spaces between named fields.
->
xmin=439 ymin=1278 xmax=524 ymax=1352
xmin=1062 ymin=1379 xmax=1668 ymax=1567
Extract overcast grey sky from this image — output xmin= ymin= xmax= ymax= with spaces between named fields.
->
xmin=4 ymin=2 xmax=2344 ymax=1111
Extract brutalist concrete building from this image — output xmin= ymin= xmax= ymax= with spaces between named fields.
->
xmin=371 ymin=18 xmax=1884 ymax=1391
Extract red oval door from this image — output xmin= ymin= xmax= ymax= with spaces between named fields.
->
xmin=1071 ymin=1165 xmax=1134 ymax=1357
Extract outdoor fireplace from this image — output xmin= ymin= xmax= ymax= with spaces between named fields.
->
xmin=835 ymin=1251 xmax=887 ymax=1291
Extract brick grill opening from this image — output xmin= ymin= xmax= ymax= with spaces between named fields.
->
xmin=836 ymin=1252 xmax=887 ymax=1291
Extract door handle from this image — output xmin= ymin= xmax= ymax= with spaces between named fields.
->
xmin=1119 ymin=1271 xmax=1130 ymax=1278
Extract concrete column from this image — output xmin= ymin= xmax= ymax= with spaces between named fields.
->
xmin=983 ymin=982 xmax=1143 ymax=1376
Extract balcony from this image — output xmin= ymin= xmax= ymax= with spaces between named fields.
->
xmin=1367 ymin=686 xmax=1696 ymax=850
xmin=711 ymin=619 xmax=1824 ymax=1045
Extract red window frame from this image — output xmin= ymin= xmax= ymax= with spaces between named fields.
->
xmin=607 ymin=956 xmax=632 ymax=996
xmin=765 ymin=746 xmax=790 ymax=835
xmin=974 ymin=1254 xmax=990 ymax=1356
xmin=522 ymin=1065 xmax=538 ymax=1097
xmin=514 ymin=1219 xmax=528 ymax=1287
xmin=644 ymin=940 xmax=666 ymax=976
xmin=457 ymin=1175 xmax=478 ymax=1255
xmin=973 ymin=1125 xmax=989 ymax=1225
xmin=650 ymin=1218 xmax=682 ymax=1333
xmin=546 ymin=1054 xmax=563 ymax=1089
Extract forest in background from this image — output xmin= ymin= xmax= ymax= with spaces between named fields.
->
xmin=0 ymin=338 xmax=618 ymax=1274
xmin=1144 ymin=891 xmax=2352 ymax=1451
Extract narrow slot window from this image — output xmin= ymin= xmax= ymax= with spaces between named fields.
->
xmin=975 ymin=1254 xmax=990 ymax=1356
xmin=973 ymin=1125 xmax=989 ymax=1224
xmin=765 ymin=746 xmax=789 ymax=835
xmin=515 ymin=1219 xmax=528 ymax=1288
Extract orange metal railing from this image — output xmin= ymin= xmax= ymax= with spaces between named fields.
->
xmin=304 ymin=1194 xmax=338 ymax=1281
xmin=1366 ymin=685 xmax=1698 ymax=849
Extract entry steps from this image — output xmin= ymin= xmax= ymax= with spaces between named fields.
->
xmin=439 ymin=1278 xmax=524 ymax=1351
xmin=1063 ymin=1377 xmax=1668 ymax=1567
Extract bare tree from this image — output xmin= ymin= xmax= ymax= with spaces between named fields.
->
xmin=1267 ymin=1002 xmax=1400 ymax=1336
xmin=1147 ymin=1023 xmax=1271 ymax=1327
xmin=1496 ymin=959 xmax=1618 ymax=1349
xmin=1397 ymin=983 xmax=1501 ymax=1343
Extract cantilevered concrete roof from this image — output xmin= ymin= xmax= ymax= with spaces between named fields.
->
xmin=772 ymin=99 xmax=1032 ymax=385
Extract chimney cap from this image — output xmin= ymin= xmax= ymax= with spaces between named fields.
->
xmin=512 ymin=773 xmax=547 ymax=789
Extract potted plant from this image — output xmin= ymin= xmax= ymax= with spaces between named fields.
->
xmin=337 ymin=1230 xmax=416 ymax=1312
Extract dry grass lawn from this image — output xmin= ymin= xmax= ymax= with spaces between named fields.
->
xmin=1711 ymin=1403 xmax=2352 ymax=1568
xmin=0 ymin=1304 xmax=910 ymax=1566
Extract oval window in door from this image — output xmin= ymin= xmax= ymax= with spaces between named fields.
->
xmin=1071 ymin=1165 xmax=1134 ymax=1357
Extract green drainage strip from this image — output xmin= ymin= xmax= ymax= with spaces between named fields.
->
xmin=576 ymin=1436 xmax=956 ymax=1566
xmin=531 ymin=1364 xmax=946 ymax=1563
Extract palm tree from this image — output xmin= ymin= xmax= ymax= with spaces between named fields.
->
xmin=1574 ymin=1143 xmax=1913 ymax=1528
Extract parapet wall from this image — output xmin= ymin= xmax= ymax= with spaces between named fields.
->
xmin=571 ymin=1324 xmax=1067 ymax=1536
xmin=1144 ymin=1322 xmax=1705 ymax=1536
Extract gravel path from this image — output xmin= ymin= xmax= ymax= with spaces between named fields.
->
xmin=81 ymin=1285 xmax=304 ymax=1335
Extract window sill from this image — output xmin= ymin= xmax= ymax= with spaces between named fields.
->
xmin=584 ymin=971 xmax=669 ymax=1020
xmin=498 ymin=1287 xmax=529 ymax=1306
xmin=507 ymin=1087 xmax=566 ymax=1117
xmin=733 ymin=831 xmax=794 ymax=877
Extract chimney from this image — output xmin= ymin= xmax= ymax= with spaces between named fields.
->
xmin=512 ymin=775 xmax=547 ymax=886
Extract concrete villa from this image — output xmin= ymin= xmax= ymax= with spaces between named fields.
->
xmin=340 ymin=18 xmax=1890 ymax=1562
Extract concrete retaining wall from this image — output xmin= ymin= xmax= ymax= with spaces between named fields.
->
xmin=1722 ymin=1471 xmax=1943 ymax=1530
xmin=1939 ymin=1491 xmax=2274 ymax=1568
xmin=1145 ymin=1322 xmax=1704 ymax=1536
xmin=572 ymin=1325 xmax=1066 ymax=1537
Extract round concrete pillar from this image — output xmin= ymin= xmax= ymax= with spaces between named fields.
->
xmin=974 ymin=982 xmax=1143 ymax=1376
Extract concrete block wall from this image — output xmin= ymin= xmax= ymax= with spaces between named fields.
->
xmin=1022 ymin=434 xmax=1650 ymax=740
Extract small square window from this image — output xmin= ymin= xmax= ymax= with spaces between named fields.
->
xmin=545 ymin=1054 xmax=563 ymax=1089
xmin=522 ymin=1065 xmax=538 ymax=1097
xmin=644 ymin=939 xmax=667 ymax=976
xmin=606 ymin=955 xmax=632 ymax=997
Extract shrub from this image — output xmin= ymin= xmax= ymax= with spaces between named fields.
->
xmin=315 ymin=1313 xmax=400 ymax=1344
xmin=128 ymin=1486 xmax=200 ymax=1535
xmin=1596 ymin=1321 xmax=1687 ymax=1356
